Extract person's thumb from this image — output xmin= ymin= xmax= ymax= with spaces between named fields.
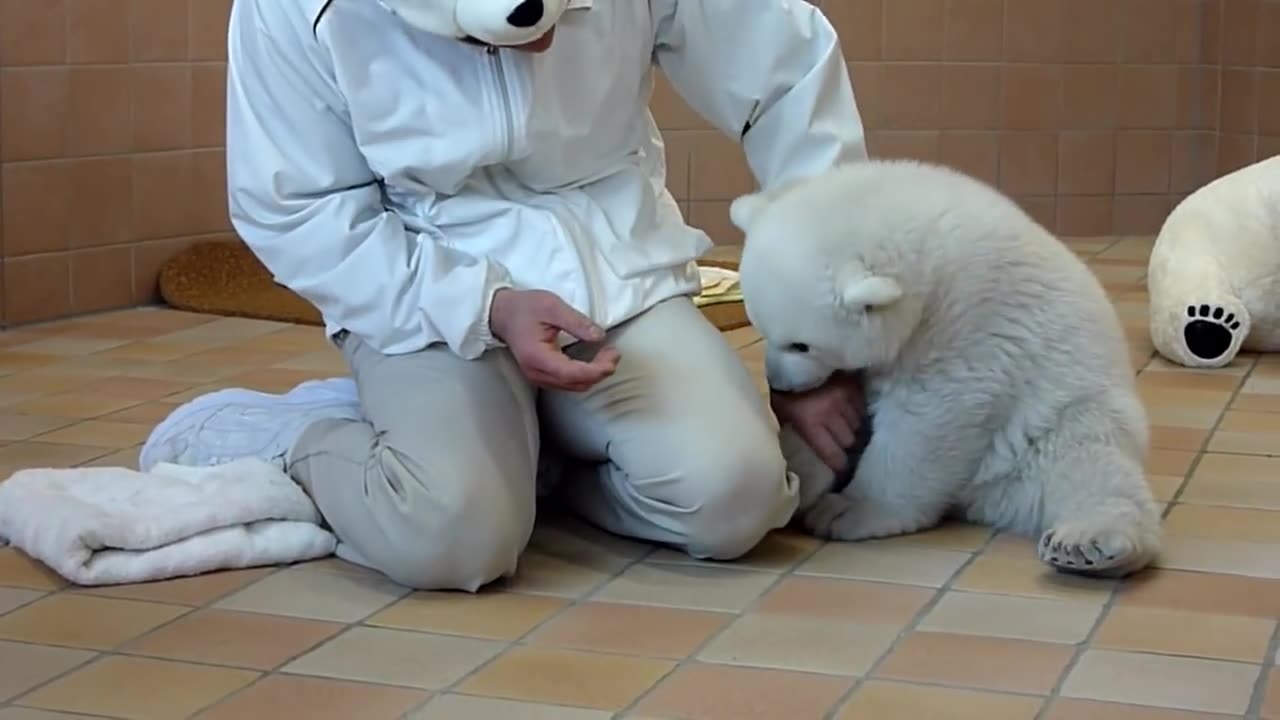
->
xmin=541 ymin=294 xmax=605 ymax=342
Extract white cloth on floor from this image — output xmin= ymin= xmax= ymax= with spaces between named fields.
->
xmin=0 ymin=458 xmax=336 ymax=586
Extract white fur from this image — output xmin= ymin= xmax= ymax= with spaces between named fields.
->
xmin=379 ymin=0 xmax=567 ymax=46
xmin=1148 ymin=155 xmax=1280 ymax=368
xmin=732 ymin=159 xmax=1162 ymax=577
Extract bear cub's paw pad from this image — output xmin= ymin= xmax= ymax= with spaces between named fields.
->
xmin=1038 ymin=521 xmax=1141 ymax=576
xmin=1182 ymin=304 xmax=1243 ymax=362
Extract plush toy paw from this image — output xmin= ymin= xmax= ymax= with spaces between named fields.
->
xmin=1181 ymin=303 xmax=1245 ymax=364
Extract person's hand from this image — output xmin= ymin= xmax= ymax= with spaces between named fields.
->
xmin=489 ymin=288 xmax=621 ymax=392
xmin=770 ymin=372 xmax=865 ymax=472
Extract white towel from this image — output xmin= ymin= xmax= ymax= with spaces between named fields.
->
xmin=0 ymin=458 xmax=336 ymax=586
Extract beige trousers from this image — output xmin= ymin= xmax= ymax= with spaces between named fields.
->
xmin=288 ymin=298 xmax=798 ymax=590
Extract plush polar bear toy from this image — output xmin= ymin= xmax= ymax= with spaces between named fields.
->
xmin=1148 ymin=156 xmax=1280 ymax=368
xmin=379 ymin=0 xmax=567 ymax=46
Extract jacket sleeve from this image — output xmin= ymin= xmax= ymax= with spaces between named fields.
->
xmin=651 ymin=0 xmax=867 ymax=190
xmin=225 ymin=8 xmax=511 ymax=359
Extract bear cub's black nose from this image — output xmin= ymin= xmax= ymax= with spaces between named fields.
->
xmin=507 ymin=0 xmax=544 ymax=27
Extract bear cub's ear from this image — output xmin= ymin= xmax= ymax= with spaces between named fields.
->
xmin=839 ymin=274 xmax=902 ymax=312
xmin=729 ymin=191 xmax=771 ymax=232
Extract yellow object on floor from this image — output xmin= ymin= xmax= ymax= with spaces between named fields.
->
xmin=158 ymin=239 xmax=751 ymax=332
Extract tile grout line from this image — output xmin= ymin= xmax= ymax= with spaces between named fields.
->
xmin=395 ymin=536 xmax=662 ymax=717
xmin=608 ymin=537 xmax=830 ymax=719
xmin=1245 ymin=621 xmax=1279 ymax=719
xmin=816 ymin=532 xmax=1002 ymax=720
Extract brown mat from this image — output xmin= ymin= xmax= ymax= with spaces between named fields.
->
xmin=159 ymin=239 xmax=750 ymax=333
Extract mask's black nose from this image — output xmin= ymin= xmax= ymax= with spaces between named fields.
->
xmin=507 ymin=0 xmax=544 ymax=27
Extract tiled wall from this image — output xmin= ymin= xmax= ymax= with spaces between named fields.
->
xmin=0 ymin=0 xmax=234 ymax=325
xmin=0 ymin=0 xmax=1275 ymax=327
xmin=1208 ymin=0 xmax=1280 ymax=175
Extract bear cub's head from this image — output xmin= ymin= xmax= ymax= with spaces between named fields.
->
xmin=729 ymin=163 xmax=930 ymax=393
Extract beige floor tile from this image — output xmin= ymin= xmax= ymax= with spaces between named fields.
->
xmin=0 ymin=594 xmax=188 ymax=650
xmin=918 ymin=591 xmax=1103 ymax=644
xmin=10 ymin=337 xmax=132 ymax=356
xmin=283 ymin=626 xmax=504 ymax=689
xmin=0 ymin=443 xmax=109 ymax=473
xmin=97 ymin=401 xmax=182 ymax=425
xmin=951 ymin=553 xmax=1117 ymax=602
xmin=0 ymin=416 xmax=78 ymax=442
xmin=0 ymin=640 xmax=95 ymax=702
xmin=1149 ymin=425 xmax=1210 ymax=451
xmin=1138 ymin=371 xmax=1243 ymax=393
xmin=77 ymin=568 xmax=274 ymax=606
xmin=33 ymin=420 xmax=153 ymax=448
xmin=527 ymin=601 xmax=732 ymax=659
xmin=456 ymin=646 xmax=673 ymax=711
xmin=1148 ymin=474 xmax=1186 ymax=502
xmin=591 ymin=563 xmax=778 ymax=612
xmin=91 ymin=377 xmax=198 ymax=402
xmin=367 ymin=590 xmax=567 ymax=641
xmin=18 ymin=655 xmax=258 ymax=720
xmin=1156 ymin=536 xmax=1280 ymax=579
xmin=697 ymin=613 xmax=900 ymax=675
xmin=1061 ymin=649 xmax=1259 ymax=715
xmin=195 ymin=673 xmax=428 ymax=720
xmin=1181 ymin=453 xmax=1280 ymax=510
xmin=1262 ymin=668 xmax=1280 ymax=720
xmin=214 ymin=566 xmax=408 ymax=622
xmin=9 ymin=393 xmax=142 ymax=419
xmin=645 ymin=530 xmax=820 ymax=573
xmin=752 ymin=576 xmax=934 ymax=625
xmin=76 ymin=446 xmax=142 ymax=469
xmin=0 ymin=707 xmax=107 ymax=719
xmin=121 ymin=608 xmax=343 ymax=670
xmin=1148 ymin=448 xmax=1199 ymax=476
xmin=796 ymin=541 xmax=970 ymax=587
xmin=0 ymin=586 xmax=43 ymax=614
xmin=1092 ymin=606 xmax=1275 ymax=663
xmin=1164 ymin=504 xmax=1280 ymax=543
xmin=0 ymin=550 xmax=66 ymax=591
xmin=1044 ymin=698 xmax=1240 ymax=719
xmin=870 ymin=521 xmax=994 ymax=551
xmin=525 ymin=511 xmax=653 ymax=571
xmin=632 ymin=662 xmax=854 ymax=720
xmin=874 ymin=631 xmax=1075 ymax=695
xmin=0 ymin=352 xmax=64 ymax=374
xmin=1115 ymin=568 xmax=1280 ymax=618
xmin=1209 ymin=411 xmax=1280 ymax=454
xmin=1231 ymin=392 xmax=1280 ymax=412
xmin=836 ymin=680 xmax=1043 ymax=720
xmin=409 ymin=694 xmax=612 ymax=720
xmin=498 ymin=548 xmax=615 ymax=598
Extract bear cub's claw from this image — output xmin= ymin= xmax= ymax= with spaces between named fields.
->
xmin=1038 ymin=519 xmax=1152 ymax=578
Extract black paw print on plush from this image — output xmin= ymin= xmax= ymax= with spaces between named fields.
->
xmin=1183 ymin=304 xmax=1242 ymax=361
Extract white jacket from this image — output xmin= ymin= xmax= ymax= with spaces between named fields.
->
xmin=226 ymin=0 xmax=867 ymax=358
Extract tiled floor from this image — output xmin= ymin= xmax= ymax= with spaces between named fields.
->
xmin=0 ymin=236 xmax=1278 ymax=719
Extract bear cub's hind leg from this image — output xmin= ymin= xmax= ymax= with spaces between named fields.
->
xmin=1036 ymin=441 xmax=1161 ymax=578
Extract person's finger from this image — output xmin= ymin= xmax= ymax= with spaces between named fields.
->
xmin=801 ymin=424 xmax=847 ymax=472
xmin=523 ymin=345 xmax=613 ymax=387
xmin=585 ymin=345 xmax=622 ymax=374
xmin=826 ymin=414 xmax=856 ymax=449
xmin=539 ymin=294 xmax=605 ymax=342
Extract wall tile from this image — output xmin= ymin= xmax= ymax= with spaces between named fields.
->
xmin=70 ymin=245 xmax=134 ymax=314
xmin=1060 ymin=65 xmax=1119 ymax=130
xmin=1118 ymin=65 xmax=1179 ymax=129
xmin=1219 ymin=68 xmax=1258 ymax=133
xmin=1258 ymin=0 xmax=1280 ymax=67
xmin=1001 ymin=65 xmax=1061 ymax=131
xmin=939 ymin=64 xmax=1001 ymax=130
xmin=999 ymin=131 xmax=1058 ymax=195
xmin=4 ymin=253 xmax=72 ymax=324
xmin=67 ymin=0 xmax=131 ymax=64
xmin=1221 ymin=0 xmax=1259 ymax=67
xmin=189 ymin=0 xmax=232 ymax=61
xmin=1 ymin=161 xmax=72 ymax=257
xmin=1058 ymin=0 xmax=1120 ymax=63
xmin=129 ymin=0 xmax=189 ymax=62
xmin=1256 ymin=69 xmax=1280 ymax=136
xmin=1058 ymin=132 xmax=1116 ymax=195
xmin=68 ymin=157 xmax=133 ymax=249
xmin=1004 ymin=0 xmax=1060 ymax=62
xmin=1120 ymin=0 xmax=1179 ymax=63
xmin=0 ymin=68 xmax=71 ymax=162
xmin=943 ymin=0 xmax=1003 ymax=62
xmin=1115 ymin=131 xmax=1173 ymax=194
xmin=826 ymin=0 xmax=883 ymax=61
xmin=1058 ymin=196 xmax=1115 ymax=236
xmin=877 ymin=64 xmax=941 ymax=130
xmin=937 ymin=131 xmax=999 ymax=187
xmin=68 ymin=66 xmax=133 ymax=156
xmin=0 ymin=0 xmax=67 ymax=66
xmin=131 ymin=64 xmax=193 ymax=152
xmin=882 ymin=0 xmax=946 ymax=61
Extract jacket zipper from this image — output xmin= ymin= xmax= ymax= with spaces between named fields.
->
xmin=487 ymin=45 xmax=515 ymax=160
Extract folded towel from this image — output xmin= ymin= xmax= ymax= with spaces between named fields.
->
xmin=0 ymin=458 xmax=336 ymax=586
xmin=694 ymin=266 xmax=744 ymax=308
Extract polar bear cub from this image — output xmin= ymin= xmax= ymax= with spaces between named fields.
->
xmin=731 ymin=159 xmax=1161 ymax=577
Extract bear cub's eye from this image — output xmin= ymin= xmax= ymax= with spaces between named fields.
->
xmin=787 ymin=343 xmax=810 ymax=354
